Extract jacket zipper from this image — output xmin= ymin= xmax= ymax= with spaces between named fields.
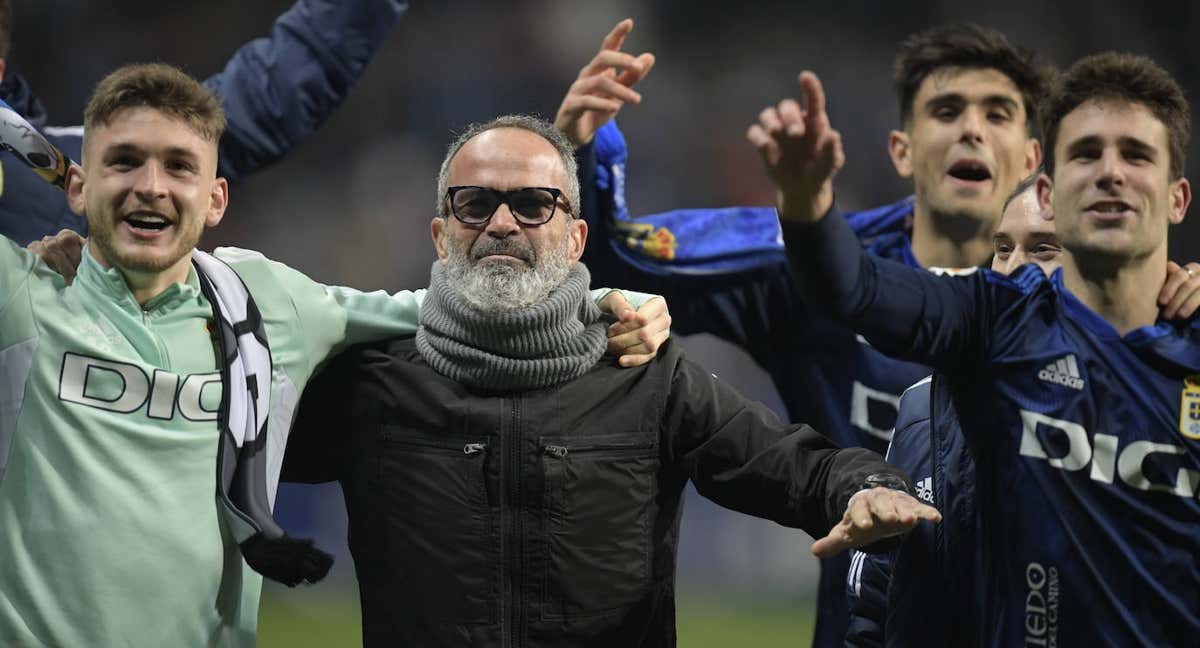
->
xmin=379 ymin=435 xmax=487 ymax=454
xmin=928 ymin=376 xmax=945 ymax=593
xmin=507 ymin=396 xmax=522 ymax=648
xmin=542 ymin=439 xmax=655 ymax=457
xmin=141 ymin=309 xmax=172 ymax=368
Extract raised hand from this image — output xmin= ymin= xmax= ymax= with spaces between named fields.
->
xmin=746 ymin=71 xmax=845 ymax=224
xmin=810 ymin=487 xmax=940 ymax=558
xmin=555 ymin=18 xmax=656 ymax=148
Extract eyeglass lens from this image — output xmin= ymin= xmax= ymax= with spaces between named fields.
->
xmin=452 ymin=187 xmax=557 ymax=224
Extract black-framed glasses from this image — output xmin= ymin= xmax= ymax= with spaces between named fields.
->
xmin=446 ymin=186 xmax=571 ymax=226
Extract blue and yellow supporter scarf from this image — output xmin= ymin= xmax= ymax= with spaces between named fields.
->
xmin=589 ymin=121 xmax=915 ymax=275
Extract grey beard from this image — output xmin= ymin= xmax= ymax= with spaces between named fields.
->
xmin=443 ymin=235 xmax=572 ymax=312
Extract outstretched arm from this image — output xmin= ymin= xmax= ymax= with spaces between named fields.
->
xmin=663 ymin=347 xmax=934 ymax=551
xmin=752 ymin=72 xmax=992 ymax=370
xmin=208 ymin=0 xmax=408 ymax=181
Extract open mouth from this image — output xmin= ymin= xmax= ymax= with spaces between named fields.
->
xmin=1086 ymin=200 xmax=1134 ymax=214
xmin=946 ymin=159 xmax=993 ymax=183
xmin=1084 ymin=200 xmax=1135 ymax=223
xmin=123 ymin=212 xmax=172 ymax=232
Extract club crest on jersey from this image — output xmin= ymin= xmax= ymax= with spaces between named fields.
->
xmin=1179 ymin=375 xmax=1200 ymax=440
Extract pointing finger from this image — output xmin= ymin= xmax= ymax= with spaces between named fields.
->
xmin=799 ymin=70 xmax=827 ymax=123
xmin=600 ymin=18 xmax=634 ymax=54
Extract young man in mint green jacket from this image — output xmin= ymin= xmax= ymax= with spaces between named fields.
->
xmin=0 ymin=63 xmax=663 ymax=647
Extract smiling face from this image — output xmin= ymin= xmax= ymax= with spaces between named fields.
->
xmin=1042 ymin=98 xmax=1190 ymax=264
xmin=992 ymin=186 xmax=1062 ymax=276
xmin=69 ymin=106 xmax=227 ymax=280
xmin=891 ymin=67 xmax=1040 ymax=227
xmin=431 ymin=127 xmax=586 ymax=311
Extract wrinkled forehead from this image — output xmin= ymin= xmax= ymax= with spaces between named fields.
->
xmin=448 ymin=128 xmax=567 ymax=190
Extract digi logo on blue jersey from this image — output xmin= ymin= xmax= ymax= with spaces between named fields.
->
xmin=1018 ymin=409 xmax=1199 ymax=498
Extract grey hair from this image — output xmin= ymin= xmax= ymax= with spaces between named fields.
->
xmin=435 ymin=114 xmax=580 ymax=220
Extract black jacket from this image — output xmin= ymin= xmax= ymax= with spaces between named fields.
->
xmin=282 ymin=337 xmax=907 ymax=647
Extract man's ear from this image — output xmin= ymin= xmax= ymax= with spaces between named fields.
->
xmin=1026 ymin=137 xmax=1042 ymax=176
xmin=888 ymin=129 xmax=913 ymax=178
xmin=431 ymin=216 xmax=450 ymax=261
xmin=1169 ymin=177 xmax=1191 ymax=225
xmin=66 ymin=164 xmax=87 ymax=216
xmin=1036 ymin=173 xmax=1054 ymax=222
xmin=206 ymin=178 xmax=229 ymax=228
xmin=567 ymin=217 xmax=587 ymax=262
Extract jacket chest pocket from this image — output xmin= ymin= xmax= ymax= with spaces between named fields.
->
xmin=539 ymin=433 xmax=659 ymax=619
xmin=372 ymin=429 xmax=499 ymax=625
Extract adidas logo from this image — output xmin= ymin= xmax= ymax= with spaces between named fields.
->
xmin=915 ymin=477 xmax=933 ymax=504
xmin=1038 ymin=354 xmax=1084 ymax=390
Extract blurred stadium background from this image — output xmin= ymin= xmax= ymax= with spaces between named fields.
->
xmin=14 ymin=0 xmax=1200 ymax=645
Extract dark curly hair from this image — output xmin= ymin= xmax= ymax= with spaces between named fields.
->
xmin=894 ymin=23 xmax=1045 ymax=133
xmin=1040 ymin=52 xmax=1190 ymax=180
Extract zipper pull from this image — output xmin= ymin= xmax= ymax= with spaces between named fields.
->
xmin=543 ymin=444 xmax=568 ymax=458
xmin=463 ymin=442 xmax=487 ymax=455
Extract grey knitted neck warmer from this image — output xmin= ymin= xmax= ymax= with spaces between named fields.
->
xmin=416 ymin=261 xmax=608 ymax=391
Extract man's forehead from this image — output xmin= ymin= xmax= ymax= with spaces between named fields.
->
xmin=86 ymin=106 xmax=214 ymax=153
xmin=1058 ymin=98 xmax=1167 ymax=144
xmin=449 ymin=128 xmax=565 ymax=185
xmin=998 ymin=191 xmax=1050 ymax=237
xmin=917 ymin=66 xmax=1023 ymax=103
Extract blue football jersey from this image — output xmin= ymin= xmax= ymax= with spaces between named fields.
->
xmin=791 ymin=213 xmax=1200 ymax=646
xmin=959 ymin=269 xmax=1200 ymax=647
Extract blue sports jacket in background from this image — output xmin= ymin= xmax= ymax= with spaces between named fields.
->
xmin=1 ymin=0 xmax=407 ymax=246
xmin=577 ymin=120 xmax=933 ymax=648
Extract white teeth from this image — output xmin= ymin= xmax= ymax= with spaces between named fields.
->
xmin=127 ymin=214 xmax=167 ymax=223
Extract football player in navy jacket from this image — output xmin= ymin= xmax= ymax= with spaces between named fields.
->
xmin=760 ymin=52 xmax=1200 ymax=647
